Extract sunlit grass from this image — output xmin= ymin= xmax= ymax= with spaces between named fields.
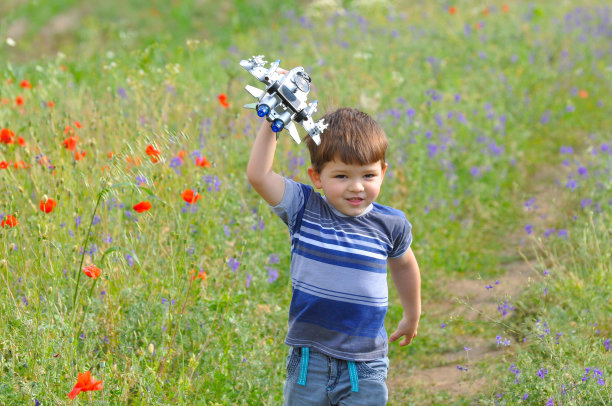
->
xmin=1 ymin=1 xmax=611 ymax=404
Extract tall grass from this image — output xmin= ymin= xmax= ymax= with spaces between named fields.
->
xmin=1 ymin=1 xmax=610 ymax=404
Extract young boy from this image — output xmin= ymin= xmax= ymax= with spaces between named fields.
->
xmin=247 ymin=107 xmax=421 ymax=405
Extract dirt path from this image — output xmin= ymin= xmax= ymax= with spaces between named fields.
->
xmin=387 ymin=166 xmax=566 ymax=403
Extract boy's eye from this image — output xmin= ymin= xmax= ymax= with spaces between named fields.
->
xmin=334 ymin=175 xmax=347 ymax=179
xmin=364 ymin=174 xmax=375 ymax=179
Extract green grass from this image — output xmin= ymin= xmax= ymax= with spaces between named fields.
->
xmin=1 ymin=1 xmax=611 ymax=404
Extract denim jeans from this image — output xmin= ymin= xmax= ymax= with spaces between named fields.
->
xmin=283 ymin=347 xmax=389 ymax=406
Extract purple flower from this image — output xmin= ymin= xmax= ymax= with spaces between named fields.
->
xmin=560 ymin=146 xmax=574 ymax=154
xmin=525 ymin=224 xmax=533 ymax=235
xmin=228 ymin=257 xmax=240 ymax=273
xmin=268 ymin=254 xmax=280 ymax=264
xmin=546 ymin=398 xmax=554 ymax=406
xmin=246 ymin=274 xmax=252 ymax=288
xmin=537 ymin=367 xmax=549 ymax=379
xmin=577 ymin=166 xmax=588 ymax=178
xmin=266 ymin=267 xmax=279 ymax=283
xmin=605 ymin=338 xmax=610 ymax=351
xmin=117 ymin=87 xmax=127 ymax=99
xmin=522 ymin=393 xmax=529 ymax=400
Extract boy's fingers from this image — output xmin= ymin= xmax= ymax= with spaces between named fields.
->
xmin=388 ymin=329 xmax=401 ymax=343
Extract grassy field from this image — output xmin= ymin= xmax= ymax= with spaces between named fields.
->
xmin=0 ymin=1 xmax=610 ymax=404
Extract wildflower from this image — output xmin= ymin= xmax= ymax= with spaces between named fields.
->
xmin=62 ymin=136 xmax=78 ymax=151
xmin=448 ymin=6 xmax=457 ymax=14
xmin=181 ymin=189 xmax=201 ymax=204
xmin=16 ymin=137 xmax=25 ymax=146
xmin=1 ymin=215 xmax=19 ymax=228
xmin=67 ymin=370 xmax=103 ymax=399
xmin=47 ymin=101 xmax=55 ymax=108
xmin=0 ymin=161 xmax=8 ymax=169
xmin=145 ymin=144 xmax=161 ymax=163
xmin=267 ymin=267 xmax=279 ymax=283
xmin=218 ymin=93 xmax=229 ymax=108
xmin=546 ymin=398 xmax=554 ymax=406
xmin=132 ymin=201 xmax=152 ymax=213
xmin=578 ymin=90 xmax=588 ymax=99
xmin=537 ymin=367 xmax=549 ymax=379
xmin=195 ymin=156 xmax=212 ymax=167
xmin=501 ymin=4 xmax=509 ymax=12
xmin=82 ymin=265 xmax=102 ymax=279
xmin=605 ymin=338 xmax=610 ymax=351
xmin=190 ymin=269 xmax=207 ymax=281
xmin=40 ymin=196 xmax=57 ymax=213
xmin=1 ymin=128 xmax=15 ymax=144
xmin=20 ymin=80 xmax=32 ymax=88
xmin=74 ymin=150 xmax=86 ymax=161
xmin=16 ymin=96 xmax=24 ymax=106
xmin=228 ymin=257 xmax=240 ymax=272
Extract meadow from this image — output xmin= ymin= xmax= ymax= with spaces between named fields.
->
xmin=0 ymin=1 xmax=610 ymax=404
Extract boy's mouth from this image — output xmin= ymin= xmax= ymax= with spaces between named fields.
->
xmin=346 ymin=197 xmax=364 ymax=206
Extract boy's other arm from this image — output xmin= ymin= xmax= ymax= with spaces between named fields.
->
xmin=388 ymin=247 xmax=421 ymax=346
xmin=246 ymin=122 xmax=286 ymax=206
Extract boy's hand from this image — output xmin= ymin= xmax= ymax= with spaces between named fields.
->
xmin=389 ymin=316 xmax=418 ymax=346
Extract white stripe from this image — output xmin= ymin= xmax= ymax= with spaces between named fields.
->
xmin=301 ymin=222 xmax=390 ymax=252
xmin=297 ymin=235 xmax=388 ymax=260
xmin=293 ymin=281 xmax=388 ymax=307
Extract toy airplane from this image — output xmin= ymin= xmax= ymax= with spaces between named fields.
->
xmin=239 ymin=55 xmax=327 ymax=145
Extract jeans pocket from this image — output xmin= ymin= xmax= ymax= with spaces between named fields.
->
xmin=355 ymin=357 xmax=389 ymax=383
xmin=286 ymin=347 xmax=301 ymax=382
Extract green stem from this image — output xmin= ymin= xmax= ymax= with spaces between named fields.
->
xmin=72 ymin=190 xmax=105 ymax=319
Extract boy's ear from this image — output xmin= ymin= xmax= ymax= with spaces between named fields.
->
xmin=307 ymin=167 xmax=323 ymax=189
xmin=382 ymin=162 xmax=388 ymax=177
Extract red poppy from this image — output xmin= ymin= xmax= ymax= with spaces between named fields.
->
xmin=181 ymin=189 xmax=201 ymax=204
xmin=74 ymin=150 xmax=86 ymax=161
xmin=190 ymin=269 xmax=207 ymax=281
xmin=0 ymin=161 xmax=8 ymax=169
xmin=17 ymin=137 xmax=25 ymax=146
xmin=20 ymin=80 xmax=32 ymax=89
xmin=67 ymin=371 xmax=103 ymax=399
xmin=1 ymin=128 xmax=15 ymax=144
xmin=195 ymin=156 xmax=212 ymax=167
xmin=15 ymin=96 xmax=24 ymax=106
xmin=145 ymin=144 xmax=161 ymax=163
xmin=501 ymin=4 xmax=509 ymax=12
xmin=449 ymin=6 xmax=457 ymax=14
xmin=47 ymin=101 xmax=55 ymax=108
xmin=82 ymin=265 xmax=102 ymax=279
xmin=133 ymin=201 xmax=152 ymax=213
xmin=40 ymin=197 xmax=57 ymax=213
xmin=218 ymin=93 xmax=229 ymax=108
xmin=62 ymin=136 xmax=78 ymax=151
xmin=1 ymin=215 xmax=19 ymax=228
xmin=74 ymin=121 xmax=82 ymax=129
xmin=578 ymin=90 xmax=588 ymax=99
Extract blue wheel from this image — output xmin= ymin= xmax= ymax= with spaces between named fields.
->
xmin=257 ymin=104 xmax=271 ymax=117
xmin=271 ymin=119 xmax=284 ymax=132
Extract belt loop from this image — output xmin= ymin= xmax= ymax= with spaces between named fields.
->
xmin=347 ymin=361 xmax=359 ymax=392
xmin=298 ymin=347 xmax=309 ymax=386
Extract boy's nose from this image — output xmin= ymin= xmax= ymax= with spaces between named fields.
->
xmin=348 ymin=180 xmax=364 ymax=192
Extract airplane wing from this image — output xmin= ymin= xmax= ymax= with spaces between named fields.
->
xmin=245 ymin=85 xmax=265 ymax=99
xmin=286 ymin=122 xmax=301 ymax=144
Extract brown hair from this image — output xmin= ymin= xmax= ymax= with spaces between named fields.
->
xmin=305 ymin=108 xmax=388 ymax=173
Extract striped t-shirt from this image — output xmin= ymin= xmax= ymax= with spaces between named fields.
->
xmin=272 ymin=178 xmax=412 ymax=361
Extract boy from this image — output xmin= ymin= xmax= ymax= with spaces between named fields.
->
xmin=247 ymin=107 xmax=421 ymax=405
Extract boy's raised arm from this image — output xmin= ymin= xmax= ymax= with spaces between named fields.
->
xmin=246 ymin=122 xmax=286 ymax=206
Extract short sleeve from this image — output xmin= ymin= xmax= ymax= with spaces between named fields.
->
xmin=271 ymin=178 xmax=307 ymax=231
xmin=388 ymin=218 xmax=412 ymax=258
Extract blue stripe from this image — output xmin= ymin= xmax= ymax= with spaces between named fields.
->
xmin=290 ymin=289 xmax=387 ymax=338
xmin=302 ymin=218 xmax=393 ymax=250
xmin=292 ymin=281 xmax=388 ymax=306
xmin=299 ymin=229 xmax=388 ymax=257
xmin=292 ymin=279 xmax=388 ymax=301
xmin=294 ymin=248 xmax=387 ymax=273
xmin=297 ymin=239 xmax=387 ymax=264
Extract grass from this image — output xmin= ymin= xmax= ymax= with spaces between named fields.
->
xmin=0 ymin=1 xmax=611 ymax=404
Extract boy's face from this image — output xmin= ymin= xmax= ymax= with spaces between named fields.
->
xmin=308 ymin=159 xmax=387 ymax=216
